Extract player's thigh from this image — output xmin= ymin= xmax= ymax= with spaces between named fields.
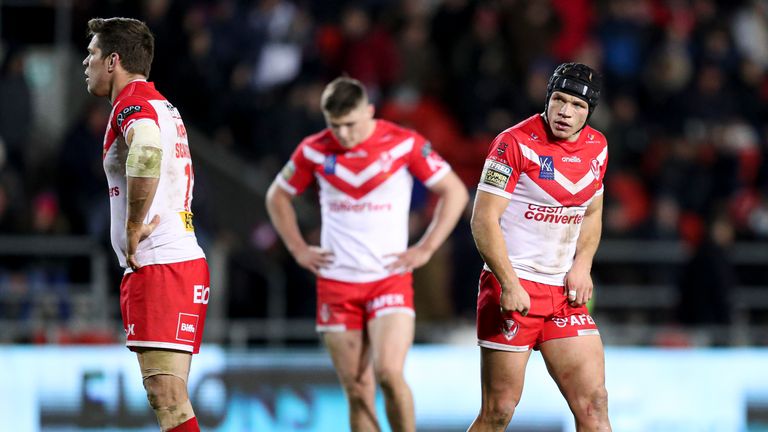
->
xmin=322 ymin=330 xmax=373 ymax=383
xmin=479 ymin=347 xmax=531 ymax=403
xmin=367 ymin=312 xmax=414 ymax=373
xmin=539 ymin=335 xmax=606 ymax=399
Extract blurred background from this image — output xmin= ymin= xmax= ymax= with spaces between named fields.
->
xmin=2 ymin=0 xmax=768 ymax=430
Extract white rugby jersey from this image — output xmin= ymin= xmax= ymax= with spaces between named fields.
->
xmin=103 ymin=80 xmax=205 ymax=269
xmin=276 ymin=120 xmax=451 ymax=283
xmin=477 ymin=114 xmax=608 ymax=286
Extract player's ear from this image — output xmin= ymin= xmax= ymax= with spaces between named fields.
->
xmin=367 ymin=103 xmax=375 ymax=118
xmin=108 ymin=53 xmax=118 ymax=72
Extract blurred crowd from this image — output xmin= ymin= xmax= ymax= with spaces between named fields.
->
xmin=2 ymin=0 xmax=768 ymax=341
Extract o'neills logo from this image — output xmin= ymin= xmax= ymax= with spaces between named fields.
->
xmin=329 ymin=200 xmax=392 ymax=212
xmin=524 ymin=205 xmax=584 ymax=224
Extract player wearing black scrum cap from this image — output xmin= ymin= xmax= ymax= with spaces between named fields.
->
xmin=468 ymin=63 xmax=612 ymax=431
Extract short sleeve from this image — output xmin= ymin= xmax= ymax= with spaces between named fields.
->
xmin=407 ymin=135 xmax=451 ymax=187
xmin=275 ymin=142 xmax=316 ymax=195
xmin=110 ymin=96 xmax=159 ymax=137
xmin=593 ymin=142 xmax=609 ymax=197
xmin=476 ymin=132 xmax=524 ymax=199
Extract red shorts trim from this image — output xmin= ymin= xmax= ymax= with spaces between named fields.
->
xmin=120 ymin=258 xmax=210 ymax=354
xmin=316 ymin=273 xmax=414 ymax=332
xmin=476 ymin=270 xmax=599 ymax=351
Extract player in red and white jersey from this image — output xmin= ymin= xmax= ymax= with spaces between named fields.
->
xmin=83 ymin=18 xmax=207 ymax=432
xmin=266 ymin=77 xmax=468 ymax=431
xmin=469 ymin=63 xmax=612 ymax=431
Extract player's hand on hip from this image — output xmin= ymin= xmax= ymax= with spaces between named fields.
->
xmin=125 ymin=215 xmax=160 ymax=271
xmin=564 ymin=268 xmax=593 ymax=307
xmin=500 ymin=284 xmax=530 ymax=317
xmin=384 ymin=245 xmax=432 ymax=274
xmin=294 ymin=245 xmax=334 ymax=275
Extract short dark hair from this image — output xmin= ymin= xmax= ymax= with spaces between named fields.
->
xmin=321 ymin=77 xmax=368 ymax=117
xmin=87 ymin=18 xmax=154 ymax=77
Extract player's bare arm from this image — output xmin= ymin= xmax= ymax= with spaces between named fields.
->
xmin=385 ymin=171 xmax=468 ymax=273
xmin=471 ymin=190 xmax=530 ymax=316
xmin=125 ymin=123 xmax=162 ymax=270
xmin=564 ymin=194 xmax=604 ymax=307
xmin=265 ymin=181 xmax=334 ymax=275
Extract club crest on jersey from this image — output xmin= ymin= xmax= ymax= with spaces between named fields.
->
xmin=481 ymin=160 xmax=512 ymax=189
xmin=323 ymin=154 xmax=337 ymax=174
xmin=496 ymin=142 xmax=508 ymax=156
xmin=116 ymin=105 xmax=141 ymax=128
xmin=379 ymin=152 xmax=394 ymax=172
xmin=539 ymin=156 xmax=554 ymax=180
xmin=590 ymin=159 xmax=601 ymax=180
xmin=502 ymin=319 xmax=519 ymax=340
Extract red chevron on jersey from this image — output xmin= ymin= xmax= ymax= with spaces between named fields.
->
xmin=299 ymin=136 xmax=416 ymax=200
xmin=517 ymin=141 xmax=607 ymax=207
xmin=275 ymin=119 xmax=452 ymax=283
xmin=476 ymin=114 xmax=609 ymax=286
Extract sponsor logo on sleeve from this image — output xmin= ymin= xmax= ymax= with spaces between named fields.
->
xmin=480 ymin=160 xmax=512 ymax=189
xmin=280 ymin=160 xmax=296 ymax=181
xmin=421 ymin=141 xmax=433 ymax=157
xmin=116 ymin=105 xmax=142 ymax=128
xmin=538 ymin=155 xmax=554 ymax=180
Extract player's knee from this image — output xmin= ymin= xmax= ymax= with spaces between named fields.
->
xmin=574 ymin=386 xmax=609 ymax=422
xmin=143 ymin=375 xmax=188 ymax=410
xmin=374 ymin=365 xmax=404 ymax=393
xmin=343 ymin=379 xmax=373 ymax=408
xmin=479 ymin=400 xmax=516 ymax=427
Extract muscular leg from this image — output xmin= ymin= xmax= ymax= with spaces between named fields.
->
xmin=136 ymin=349 xmax=196 ymax=431
xmin=468 ymin=348 xmax=531 ymax=432
xmin=367 ymin=313 xmax=415 ymax=432
xmin=539 ymin=336 xmax=611 ymax=431
xmin=323 ymin=330 xmax=379 ymax=431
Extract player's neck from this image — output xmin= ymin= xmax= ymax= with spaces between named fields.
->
xmin=109 ymin=73 xmax=148 ymax=104
xmin=359 ymin=119 xmax=377 ymax=144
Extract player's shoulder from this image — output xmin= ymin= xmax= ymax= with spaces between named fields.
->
xmin=493 ymin=115 xmax=542 ymax=144
xmin=114 ymin=81 xmax=164 ymax=107
xmin=376 ymin=119 xmax=423 ymax=141
xmin=294 ymin=129 xmax=336 ymax=165
xmin=582 ymin=125 xmax=608 ymax=148
xmin=299 ymin=128 xmax=334 ymax=150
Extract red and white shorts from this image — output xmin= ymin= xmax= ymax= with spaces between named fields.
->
xmin=120 ymin=258 xmax=210 ymax=354
xmin=476 ymin=270 xmax=599 ymax=352
xmin=316 ymin=273 xmax=414 ymax=332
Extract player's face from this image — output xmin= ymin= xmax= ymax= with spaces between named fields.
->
xmin=325 ymin=103 xmax=375 ymax=149
xmin=546 ymin=91 xmax=590 ymax=142
xmin=83 ymin=35 xmax=111 ymax=97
